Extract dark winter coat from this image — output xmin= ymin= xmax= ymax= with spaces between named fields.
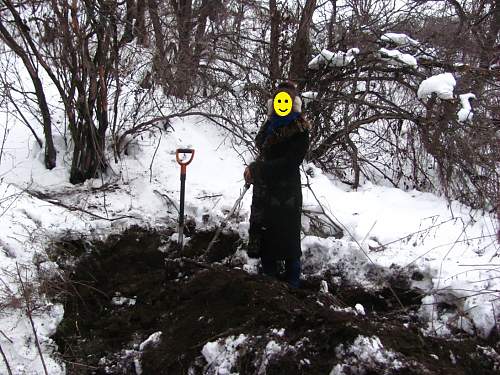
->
xmin=248 ymin=114 xmax=310 ymax=260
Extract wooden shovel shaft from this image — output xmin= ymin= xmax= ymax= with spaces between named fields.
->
xmin=206 ymin=183 xmax=250 ymax=255
xmin=176 ymin=148 xmax=195 ymax=248
xmin=178 ymin=173 xmax=186 ymax=247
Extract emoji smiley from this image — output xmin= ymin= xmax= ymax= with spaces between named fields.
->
xmin=273 ymin=91 xmax=293 ymax=116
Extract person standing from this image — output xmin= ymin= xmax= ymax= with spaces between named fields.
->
xmin=244 ymin=81 xmax=311 ymax=288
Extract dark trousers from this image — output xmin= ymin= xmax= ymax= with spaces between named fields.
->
xmin=261 ymin=257 xmax=301 ymax=288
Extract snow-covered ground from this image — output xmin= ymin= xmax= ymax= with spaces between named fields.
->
xmin=0 ymin=114 xmax=498 ymax=373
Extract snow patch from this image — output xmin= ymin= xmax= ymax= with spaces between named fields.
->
xmin=417 ymin=73 xmax=456 ymax=100
xmin=381 ymin=33 xmax=419 ymax=46
xmin=457 ymin=93 xmax=476 ymax=122
xmin=380 ymin=48 xmax=418 ymax=67
xmin=355 ymin=304 xmax=366 ymax=316
xmin=112 ymin=293 xmax=137 ymax=306
xmin=270 ymin=328 xmax=285 ymax=337
xmin=330 ymin=335 xmax=403 ymax=374
xmin=301 ymin=91 xmax=318 ymax=104
xmin=139 ymin=331 xmax=162 ymax=351
xmin=308 ymin=48 xmax=360 ymax=69
xmin=202 ymin=334 xmax=247 ymax=374
xmin=257 ymin=340 xmax=282 ymax=371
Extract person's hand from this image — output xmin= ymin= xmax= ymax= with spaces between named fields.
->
xmin=244 ymin=166 xmax=253 ymax=184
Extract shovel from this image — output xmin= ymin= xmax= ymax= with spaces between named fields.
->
xmin=176 ymin=148 xmax=195 ymax=249
xmin=205 ymin=183 xmax=251 ymax=257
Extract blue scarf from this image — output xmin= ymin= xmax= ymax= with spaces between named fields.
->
xmin=265 ymin=112 xmax=301 ymax=137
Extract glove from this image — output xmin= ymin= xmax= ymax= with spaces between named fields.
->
xmin=244 ymin=166 xmax=253 ymax=184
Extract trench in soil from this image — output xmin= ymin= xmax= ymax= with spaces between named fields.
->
xmin=47 ymin=226 xmax=499 ymax=374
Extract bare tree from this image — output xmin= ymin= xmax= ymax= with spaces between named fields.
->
xmin=0 ymin=0 xmax=130 ymax=183
xmin=0 ymin=3 xmax=56 ymax=170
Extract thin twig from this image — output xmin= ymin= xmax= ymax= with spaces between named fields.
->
xmin=196 ymin=194 xmax=223 ymax=200
xmin=458 ymin=264 xmax=500 ymax=267
xmin=149 ymin=129 xmax=162 ymax=183
xmin=61 ymin=358 xmax=99 ymax=370
xmin=153 ymin=189 xmax=179 ymax=214
xmin=0 ymin=183 xmax=27 ymax=219
xmin=25 ymin=189 xmax=139 ymax=221
xmin=0 ymin=341 xmax=12 ymax=375
xmin=15 ymin=263 xmax=48 ymax=375
xmin=361 ymin=220 xmax=377 ymax=246
xmin=0 ymin=330 xmax=13 ymax=344
xmin=0 ymin=120 xmax=8 ymax=167
xmin=492 ymin=302 xmax=499 ymax=337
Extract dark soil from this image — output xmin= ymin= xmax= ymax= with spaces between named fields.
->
xmin=49 ymin=226 xmax=500 ymax=375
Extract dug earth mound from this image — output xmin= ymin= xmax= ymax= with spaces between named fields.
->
xmin=47 ymin=226 xmax=499 ymax=374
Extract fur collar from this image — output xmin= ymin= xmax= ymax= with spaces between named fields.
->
xmin=260 ymin=114 xmax=311 ymax=150
xmin=266 ymin=96 xmax=303 ymax=117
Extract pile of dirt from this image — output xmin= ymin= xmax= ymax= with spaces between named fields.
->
xmin=49 ymin=226 xmax=500 ymax=374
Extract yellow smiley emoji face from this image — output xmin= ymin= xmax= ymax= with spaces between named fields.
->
xmin=273 ymin=91 xmax=293 ymax=116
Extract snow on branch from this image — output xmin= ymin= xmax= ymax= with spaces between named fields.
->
xmin=457 ymin=93 xmax=476 ymax=122
xmin=379 ymin=48 xmax=418 ymax=68
xmin=308 ymin=48 xmax=360 ymax=69
xmin=381 ymin=33 xmax=420 ymax=46
xmin=417 ymin=73 xmax=456 ymax=100
xmin=301 ymin=91 xmax=318 ymax=104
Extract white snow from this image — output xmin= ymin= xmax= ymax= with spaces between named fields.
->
xmin=379 ymin=48 xmax=418 ymax=67
xmin=381 ymin=33 xmax=419 ymax=46
xmin=270 ymin=328 xmax=285 ymax=337
xmin=139 ymin=331 xmax=162 ymax=351
xmin=265 ymin=340 xmax=282 ymax=356
xmin=301 ymin=91 xmax=318 ymax=104
xmin=330 ymin=335 xmax=403 ymax=374
xmin=308 ymin=48 xmax=360 ymax=69
xmin=457 ymin=93 xmax=476 ymax=122
xmin=201 ymin=334 xmax=247 ymax=375
xmin=320 ymin=280 xmax=329 ymax=293
xmin=111 ymin=293 xmax=137 ymax=306
xmin=300 ymin=166 xmax=499 ymax=339
xmin=417 ymin=73 xmax=456 ymax=100
xmin=355 ymin=304 xmax=366 ymax=316
xmin=255 ymin=339 xmax=285 ymax=374
xmin=416 ymin=47 xmax=439 ymax=61
xmin=231 ymin=79 xmax=246 ymax=94
xmin=0 ymin=179 xmax=101 ymax=375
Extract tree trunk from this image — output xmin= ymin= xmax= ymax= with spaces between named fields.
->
xmin=171 ymin=0 xmax=193 ymax=98
xmin=289 ymin=0 xmax=317 ymax=89
xmin=135 ymin=0 xmax=149 ymax=46
xmin=122 ymin=0 xmax=136 ymax=43
xmin=269 ymin=0 xmax=280 ymax=85
xmin=480 ymin=0 xmax=500 ymax=68
xmin=70 ymin=121 xmax=106 ymax=184
xmin=148 ymin=0 xmax=173 ymax=86
xmin=192 ymin=0 xmax=211 ymax=72
xmin=327 ymin=0 xmax=337 ymax=49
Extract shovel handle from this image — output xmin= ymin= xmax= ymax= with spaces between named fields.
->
xmin=176 ymin=148 xmax=195 ymax=174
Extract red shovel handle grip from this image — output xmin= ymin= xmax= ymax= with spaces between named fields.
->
xmin=176 ymin=148 xmax=195 ymax=174
xmin=176 ymin=149 xmax=195 ymax=165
